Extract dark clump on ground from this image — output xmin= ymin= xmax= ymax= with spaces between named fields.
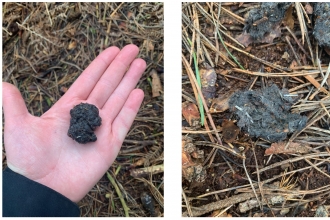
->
xmin=229 ymin=84 xmax=307 ymax=143
xmin=244 ymin=2 xmax=291 ymax=40
xmin=313 ymin=3 xmax=330 ymax=47
xmin=68 ymin=103 xmax=102 ymax=144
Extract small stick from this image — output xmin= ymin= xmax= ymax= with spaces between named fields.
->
xmin=219 ymin=29 xmax=245 ymax=48
xmin=182 ymin=192 xmax=256 ymax=217
xmin=195 ymin=141 xmax=244 ymax=159
xmin=290 ymin=110 xmax=328 ymax=142
xmin=320 ymin=63 xmax=330 ymax=89
xmin=304 ymin=158 xmax=330 ymax=179
xmin=182 ymin=189 xmax=193 ymax=217
xmin=285 ymin=36 xmax=302 ymax=66
xmin=130 ymin=164 xmax=164 ymax=178
xmin=299 ymin=2 xmax=311 ymax=24
xmin=254 ymin=152 xmax=330 ymax=174
xmin=44 ymin=3 xmax=52 ymax=26
xmin=182 ymin=129 xmax=221 ymax=134
xmin=220 ymin=6 xmax=245 ymax=24
xmin=285 ymin=26 xmax=312 ymax=61
xmin=107 ymin=172 xmax=130 ymax=217
xmin=243 ymin=156 xmax=262 ymax=210
xmin=295 ymin=2 xmax=305 ymax=45
xmin=320 ymin=102 xmax=330 ymax=118
xmin=232 ymin=68 xmax=325 ymax=77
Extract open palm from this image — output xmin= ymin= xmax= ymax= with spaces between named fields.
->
xmin=2 ymin=45 xmax=146 ymax=202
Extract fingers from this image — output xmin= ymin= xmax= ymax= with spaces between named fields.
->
xmin=60 ymin=46 xmax=120 ymax=102
xmin=108 ymin=89 xmax=144 ymax=144
xmin=2 ymin=82 xmax=29 ymax=122
xmin=101 ymin=58 xmax=146 ymax=121
xmin=87 ymin=44 xmax=140 ymax=108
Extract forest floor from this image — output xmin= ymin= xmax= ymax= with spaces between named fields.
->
xmin=182 ymin=2 xmax=330 ymax=217
xmin=3 ymin=2 xmax=164 ymax=217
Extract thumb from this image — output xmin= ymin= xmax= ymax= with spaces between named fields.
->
xmin=2 ymin=82 xmax=29 ymax=122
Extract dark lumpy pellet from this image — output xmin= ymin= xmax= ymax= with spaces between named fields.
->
xmin=67 ymin=103 xmax=102 ymax=144
xmin=140 ymin=192 xmax=157 ymax=217
xmin=229 ymin=84 xmax=307 ymax=143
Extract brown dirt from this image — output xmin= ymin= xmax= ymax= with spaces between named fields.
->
xmin=182 ymin=2 xmax=330 ymax=217
xmin=2 ymin=2 xmax=163 ymax=217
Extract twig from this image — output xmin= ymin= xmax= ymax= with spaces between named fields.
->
xmin=107 ymin=172 xmax=130 ymax=217
xmin=182 ymin=129 xmax=221 ymax=134
xmin=182 ymin=192 xmax=256 ymax=217
xmin=285 ymin=26 xmax=312 ymax=61
xmin=182 ymin=189 xmax=193 ymax=217
xmin=296 ymin=3 xmax=315 ymax=66
xmin=304 ymin=158 xmax=330 ymax=179
xmin=232 ymin=68 xmax=324 ymax=77
xmin=290 ymin=111 xmax=328 ymax=141
xmin=195 ymin=141 xmax=244 ymax=159
xmin=295 ymin=2 xmax=305 ymax=45
xmin=243 ymin=156 xmax=261 ymax=210
xmin=285 ymin=36 xmax=301 ymax=66
xmin=253 ymin=152 xmax=330 ymax=174
xmin=129 ymin=164 xmax=164 ymax=178
xmin=220 ymin=6 xmax=245 ymax=24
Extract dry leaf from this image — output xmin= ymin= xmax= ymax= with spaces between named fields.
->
xmin=182 ymin=102 xmax=200 ymax=127
xmin=222 ymin=119 xmax=240 ymax=143
xmin=289 ymin=60 xmax=298 ymax=69
xmin=305 ymin=3 xmax=313 ymax=14
xmin=282 ymin=5 xmax=294 ymax=30
xmin=282 ymin=51 xmax=290 ymax=60
xmin=150 ymin=69 xmax=162 ymax=97
xmin=143 ymin=39 xmax=154 ymax=52
xmin=236 ymin=25 xmax=282 ymax=47
xmin=60 ymin=86 xmax=68 ymax=93
xmin=236 ymin=31 xmax=254 ymax=47
xmin=265 ymin=142 xmax=312 ymax=155
xmin=200 ymin=63 xmax=217 ymax=105
xmin=210 ymin=91 xmax=234 ymax=113
xmin=67 ymin=40 xmax=77 ymax=50
xmin=262 ymin=24 xmax=282 ymax=44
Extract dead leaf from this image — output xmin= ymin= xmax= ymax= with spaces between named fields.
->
xmin=265 ymin=142 xmax=313 ymax=156
xmin=282 ymin=51 xmax=290 ymax=60
xmin=236 ymin=24 xmax=282 ymax=47
xmin=236 ymin=31 xmax=254 ymax=47
xmin=282 ymin=5 xmax=294 ymax=30
xmin=182 ymin=102 xmax=200 ymax=127
xmin=200 ymin=63 xmax=217 ymax=105
xmin=60 ymin=86 xmax=68 ymax=93
xmin=210 ymin=91 xmax=234 ymax=113
xmin=289 ymin=60 xmax=298 ymax=69
xmin=262 ymin=24 xmax=282 ymax=44
xmin=67 ymin=40 xmax=77 ymax=50
xmin=305 ymin=3 xmax=313 ymax=14
xmin=150 ymin=69 xmax=162 ymax=97
xmin=222 ymin=119 xmax=240 ymax=143
xmin=143 ymin=39 xmax=154 ymax=52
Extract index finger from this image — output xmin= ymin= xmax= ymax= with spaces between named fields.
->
xmin=61 ymin=46 xmax=120 ymax=102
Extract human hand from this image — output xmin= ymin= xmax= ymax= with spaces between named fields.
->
xmin=2 ymin=44 xmax=146 ymax=202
